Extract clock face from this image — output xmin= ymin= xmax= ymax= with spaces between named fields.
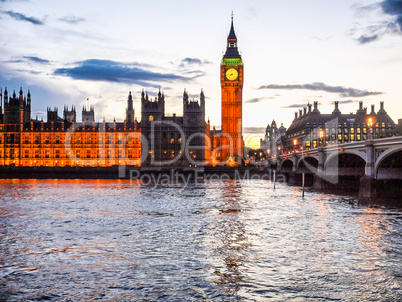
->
xmin=226 ymin=68 xmax=238 ymax=81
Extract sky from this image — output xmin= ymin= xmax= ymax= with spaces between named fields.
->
xmin=0 ymin=0 xmax=402 ymax=148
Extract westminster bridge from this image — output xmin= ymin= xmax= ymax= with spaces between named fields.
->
xmin=266 ymin=136 xmax=402 ymax=201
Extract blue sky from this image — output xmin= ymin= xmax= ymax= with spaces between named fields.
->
xmin=1 ymin=0 xmax=401 ymax=147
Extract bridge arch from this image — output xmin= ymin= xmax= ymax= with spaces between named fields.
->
xmin=325 ymin=150 xmax=366 ymax=168
xmin=375 ymin=147 xmax=402 ymax=180
xmin=297 ymin=156 xmax=318 ymax=174
xmin=324 ymin=151 xmax=366 ymax=176
xmin=280 ymin=158 xmax=294 ymax=173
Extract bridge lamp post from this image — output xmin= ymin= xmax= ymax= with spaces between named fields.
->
xmin=319 ymin=130 xmax=325 ymax=147
xmin=293 ymin=139 xmax=298 ymax=152
xmin=367 ymin=116 xmax=376 ymax=140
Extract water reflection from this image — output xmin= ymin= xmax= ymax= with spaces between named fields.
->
xmin=204 ymin=181 xmax=249 ymax=295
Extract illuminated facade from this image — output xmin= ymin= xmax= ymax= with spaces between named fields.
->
xmin=284 ymin=101 xmax=396 ymax=153
xmin=0 ymin=88 xmax=141 ymax=167
xmin=219 ymin=16 xmax=244 ymax=161
xmin=0 ymin=18 xmax=246 ymax=168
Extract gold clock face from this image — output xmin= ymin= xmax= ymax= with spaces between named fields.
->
xmin=226 ymin=68 xmax=238 ymax=80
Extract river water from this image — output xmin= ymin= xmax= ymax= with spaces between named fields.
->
xmin=0 ymin=179 xmax=401 ymax=301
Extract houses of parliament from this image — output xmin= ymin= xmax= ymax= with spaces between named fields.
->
xmin=0 ymin=17 xmax=396 ymax=168
xmin=0 ymin=18 xmax=244 ymax=168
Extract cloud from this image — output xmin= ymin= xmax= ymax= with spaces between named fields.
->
xmin=245 ymin=96 xmax=278 ymax=103
xmin=281 ymin=103 xmax=310 ymax=109
xmin=182 ymin=58 xmax=202 ymax=65
xmin=258 ymin=82 xmax=383 ymax=98
xmin=58 ymin=16 xmax=85 ymax=24
xmin=4 ymin=56 xmax=50 ymax=64
xmin=178 ymin=57 xmax=211 ymax=68
xmin=354 ymin=0 xmax=402 ymax=44
xmin=243 ymin=127 xmax=266 ymax=134
xmin=23 ymin=56 xmax=50 ymax=64
xmin=282 ymin=99 xmax=358 ymax=109
xmin=381 ymin=0 xmax=402 ymax=30
xmin=53 ymin=59 xmax=191 ymax=86
xmin=357 ymin=34 xmax=379 ymax=44
xmin=332 ymin=99 xmax=359 ymax=104
xmin=312 ymin=35 xmax=334 ymax=41
xmin=1 ymin=10 xmax=43 ymax=25
xmin=246 ymin=98 xmax=263 ymax=104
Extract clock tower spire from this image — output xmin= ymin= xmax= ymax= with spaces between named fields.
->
xmin=220 ymin=14 xmax=244 ymax=162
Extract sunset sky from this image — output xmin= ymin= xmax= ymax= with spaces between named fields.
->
xmin=1 ymin=0 xmax=401 ymax=147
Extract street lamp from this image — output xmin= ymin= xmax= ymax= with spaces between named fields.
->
xmin=319 ymin=129 xmax=325 ymax=147
xmin=293 ymin=139 xmax=298 ymax=152
xmin=367 ymin=116 xmax=376 ymax=139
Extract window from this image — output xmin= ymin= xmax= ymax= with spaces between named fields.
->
xmin=35 ymin=150 xmax=40 ymax=158
xmin=56 ymin=136 xmax=60 ymax=144
xmin=24 ymin=150 xmax=29 ymax=158
xmin=149 ymin=115 xmax=154 ymax=121
xmin=45 ymin=150 xmax=50 ymax=158
xmin=24 ymin=136 xmax=29 ymax=144
xmin=86 ymin=150 xmax=91 ymax=158
xmin=55 ymin=150 xmax=60 ymax=158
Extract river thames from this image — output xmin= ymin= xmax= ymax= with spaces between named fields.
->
xmin=0 ymin=179 xmax=401 ymax=301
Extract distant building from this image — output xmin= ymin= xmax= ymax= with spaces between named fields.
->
xmin=260 ymin=120 xmax=286 ymax=157
xmin=0 ymin=88 xmax=141 ymax=167
xmin=283 ymin=101 xmax=396 ymax=153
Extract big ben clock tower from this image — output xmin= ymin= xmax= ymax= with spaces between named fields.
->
xmin=221 ymin=15 xmax=244 ymax=161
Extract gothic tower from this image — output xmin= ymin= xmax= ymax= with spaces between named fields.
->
xmin=126 ymin=91 xmax=135 ymax=123
xmin=3 ymin=87 xmax=31 ymax=127
xmin=82 ymin=105 xmax=95 ymax=122
xmin=220 ymin=15 xmax=244 ymax=160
